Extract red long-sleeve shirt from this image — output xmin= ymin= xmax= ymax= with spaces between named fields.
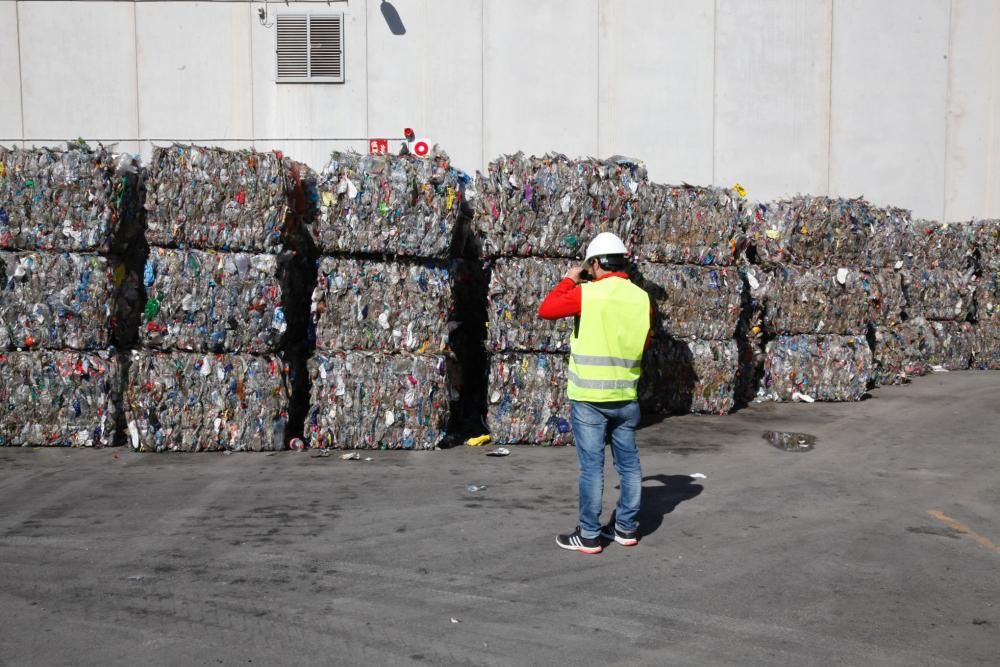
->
xmin=537 ymin=273 xmax=653 ymax=345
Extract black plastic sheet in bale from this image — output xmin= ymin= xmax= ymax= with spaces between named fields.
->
xmin=125 ymin=350 xmax=288 ymax=452
xmin=472 ymin=153 xmax=644 ymax=259
xmin=0 ymin=144 xmax=138 ymax=253
xmin=487 ymin=352 xmax=572 ymax=445
xmin=761 ymin=334 xmax=872 ymax=402
xmin=634 ymin=263 xmax=742 ymax=340
xmin=639 ymin=337 xmax=739 ymax=415
xmin=312 ymin=257 xmax=454 ymax=354
xmin=487 ymin=258 xmax=572 ymax=353
xmin=0 ymin=251 xmax=112 ymax=351
xmin=637 ymin=185 xmax=739 ymax=265
xmin=928 ymin=321 xmax=974 ymax=370
xmin=902 ymin=268 xmax=975 ymax=321
xmin=145 ymin=145 xmax=290 ymax=253
xmin=140 ymin=248 xmax=286 ymax=354
xmin=0 ymin=350 xmax=119 ymax=447
xmin=909 ymin=221 xmax=976 ymax=271
xmin=871 ymin=319 xmax=933 ymax=386
xmin=306 ymin=351 xmax=453 ymax=449
xmin=761 ymin=266 xmax=886 ymax=336
xmin=314 ymin=150 xmax=463 ymax=259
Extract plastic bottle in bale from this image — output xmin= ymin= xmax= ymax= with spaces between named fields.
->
xmin=125 ymin=350 xmax=289 ymax=452
xmin=311 ymin=257 xmax=454 ymax=354
xmin=487 ymin=352 xmax=572 ymax=445
xmin=0 ymin=350 xmax=119 ymax=447
xmin=487 ymin=258 xmax=572 ymax=353
xmin=0 ymin=251 xmax=113 ymax=351
xmin=639 ymin=337 xmax=739 ymax=415
xmin=636 ymin=184 xmax=740 ymax=266
xmin=144 ymin=145 xmax=291 ymax=254
xmin=902 ymin=268 xmax=976 ymax=322
xmin=761 ymin=334 xmax=872 ymax=402
xmin=0 ymin=143 xmax=135 ymax=253
xmin=760 ymin=266 xmax=882 ymax=336
xmin=140 ymin=248 xmax=286 ymax=354
xmin=307 ymin=350 xmax=454 ymax=449
xmin=870 ymin=319 xmax=934 ymax=386
xmin=471 ymin=153 xmax=645 ymax=259
xmin=927 ymin=321 xmax=974 ymax=370
xmin=632 ymin=263 xmax=743 ymax=340
xmin=314 ymin=149 xmax=463 ymax=259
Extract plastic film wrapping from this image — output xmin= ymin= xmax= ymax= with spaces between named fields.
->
xmin=487 ymin=258 xmax=571 ymax=352
xmin=306 ymin=351 xmax=453 ymax=449
xmin=970 ymin=220 xmax=999 ymax=271
xmin=140 ymin=248 xmax=286 ymax=353
xmin=639 ymin=337 xmax=739 ymax=415
xmin=0 ymin=144 xmax=138 ymax=253
xmin=314 ymin=150 xmax=463 ymax=258
xmin=145 ymin=145 xmax=290 ymax=253
xmin=971 ymin=319 xmax=1000 ymax=370
xmin=865 ymin=206 xmax=916 ymax=269
xmin=472 ymin=153 xmax=644 ymax=259
xmin=637 ymin=185 xmax=739 ymax=265
xmin=761 ymin=334 xmax=872 ymax=402
xmin=903 ymin=268 xmax=975 ymax=321
xmin=311 ymin=257 xmax=454 ymax=353
xmin=0 ymin=251 xmax=112 ymax=351
xmin=487 ymin=352 xmax=572 ymax=445
xmin=634 ymin=263 xmax=742 ymax=340
xmin=0 ymin=350 xmax=119 ymax=447
xmin=125 ymin=350 xmax=288 ymax=452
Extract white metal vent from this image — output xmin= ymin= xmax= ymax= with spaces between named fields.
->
xmin=276 ymin=13 xmax=344 ymax=83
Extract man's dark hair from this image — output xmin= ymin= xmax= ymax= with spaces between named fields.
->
xmin=595 ymin=254 xmax=627 ymax=271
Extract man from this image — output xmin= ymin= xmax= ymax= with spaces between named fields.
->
xmin=538 ymin=232 xmax=651 ymax=554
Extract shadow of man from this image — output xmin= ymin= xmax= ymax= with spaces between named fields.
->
xmin=636 ymin=474 xmax=703 ymax=538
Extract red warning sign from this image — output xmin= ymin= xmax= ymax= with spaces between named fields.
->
xmin=413 ymin=140 xmax=430 ymax=157
xmin=368 ymin=139 xmax=389 ymax=155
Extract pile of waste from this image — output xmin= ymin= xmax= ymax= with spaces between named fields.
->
xmin=306 ymin=150 xmax=466 ymax=449
xmin=306 ymin=351 xmax=454 ymax=450
xmin=126 ymin=145 xmax=298 ymax=451
xmin=313 ymin=149 xmax=463 ymax=259
xmin=0 ymin=144 xmax=140 ymax=446
xmin=311 ymin=257 xmax=454 ymax=354
xmin=125 ymin=350 xmax=288 ymax=452
xmin=0 ymin=350 xmax=120 ymax=447
xmin=471 ymin=153 xmax=646 ymax=259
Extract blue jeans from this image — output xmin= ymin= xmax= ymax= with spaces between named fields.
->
xmin=570 ymin=399 xmax=642 ymax=539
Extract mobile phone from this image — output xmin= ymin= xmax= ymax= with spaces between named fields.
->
xmin=580 ymin=269 xmax=593 ymax=282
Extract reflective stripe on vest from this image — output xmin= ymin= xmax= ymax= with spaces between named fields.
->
xmin=567 ymin=277 xmax=650 ymax=402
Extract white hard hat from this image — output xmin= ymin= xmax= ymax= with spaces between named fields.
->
xmin=584 ymin=232 xmax=627 ymax=261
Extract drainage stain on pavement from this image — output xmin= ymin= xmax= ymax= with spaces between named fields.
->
xmin=762 ymin=431 xmax=817 ymax=452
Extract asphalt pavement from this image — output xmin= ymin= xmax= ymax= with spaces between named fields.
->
xmin=1 ymin=371 xmax=998 ymax=666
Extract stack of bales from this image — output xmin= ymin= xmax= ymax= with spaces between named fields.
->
xmin=305 ymin=149 xmax=464 ymax=449
xmin=633 ymin=185 xmax=745 ymax=415
xmin=0 ymin=144 xmax=139 ymax=446
xmin=125 ymin=145 xmax=297 ymax=452
xmin=744 ymin=197 xmax=887 ymax=401
xmin=473 ymin=154 xmax=647 ymax=444
xmin=970 ymin=221 xmax=1000 ymax=369
xmin=902 ymin=221 xmax=978 ymax=371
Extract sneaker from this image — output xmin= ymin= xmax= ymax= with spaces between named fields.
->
xmin=556 ymin=527 xmax=603 ymax=554
xmin=600 ymin=525 xmax=639 ymax=546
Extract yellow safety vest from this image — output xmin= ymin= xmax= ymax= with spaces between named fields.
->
xmin=567 ymin=277 xmax=650 ymax=402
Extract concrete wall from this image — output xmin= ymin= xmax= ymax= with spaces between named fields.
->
xmin=2 ymin=0 xmax=999 ymax=221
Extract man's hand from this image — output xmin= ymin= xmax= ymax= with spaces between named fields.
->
xmin=563 ymin=266 xmax=584 ymax=284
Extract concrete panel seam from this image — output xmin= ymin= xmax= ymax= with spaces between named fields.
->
xmin=943 ymin=0 xmax=954 ymax=221
xmin=133 ymin=1 xmax=141 ymax=154
xmin=826 ymin=0 xmax=834 ymax=196
xmin=247 ymin=2 xmax=256 ymax=150
xmin=15 ymin=0 xmax=25 ymax=146
xmin=711 ymin=0 xmax=717 ymax=185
